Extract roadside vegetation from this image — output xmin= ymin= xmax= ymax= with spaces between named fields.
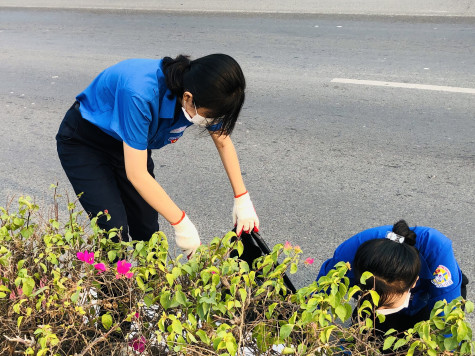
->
xmin=0 ymin=189 xmax=473 ymax=355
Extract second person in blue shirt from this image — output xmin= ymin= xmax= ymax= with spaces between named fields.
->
xmin=317 ymin=219 xmax=467 ymax=331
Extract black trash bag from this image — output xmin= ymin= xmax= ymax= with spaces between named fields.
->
xmin=230 ymin=229 xmax=296 ymax=294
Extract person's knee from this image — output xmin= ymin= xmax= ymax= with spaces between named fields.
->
xmin=124 ymin=205 xmax=159 ymax=241
xmin=128 ymin=220 xmax=159 ymax=241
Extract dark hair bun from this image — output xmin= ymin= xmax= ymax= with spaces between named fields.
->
xmin=393 ymin=219 xmax=417 ymax=246
xmin=161 ymin=55 xmax=191 ymax=96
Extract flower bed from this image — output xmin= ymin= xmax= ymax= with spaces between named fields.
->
xmin=0 ymin=194 xmax=473 ymax=355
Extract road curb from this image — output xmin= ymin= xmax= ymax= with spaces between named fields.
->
xmin=1 ymin=0 xmax=474 ymax=17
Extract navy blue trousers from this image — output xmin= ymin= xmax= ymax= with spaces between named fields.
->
xmin=56 ymin=102 xmax=159 ymax=241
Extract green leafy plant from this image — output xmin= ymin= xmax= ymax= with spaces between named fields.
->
xmin=0 ymin=192 xmax=473 ymax=355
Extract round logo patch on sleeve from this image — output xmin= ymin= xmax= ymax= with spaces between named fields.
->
xmin=431 ymin=265 xmax=453 ymax=288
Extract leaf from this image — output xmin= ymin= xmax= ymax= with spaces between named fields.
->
xmin=433 ymin=317 xmax=445 ymax=330
xmin=444 ymin=336 xmax=459 ymax=351
xmin=290 ymin=263 xmax=298 ymax=274
xmin=266 ymin=303 xmax=278 ymax=319
xmin=369 ymin=290 xmax=380 ymax=306
xmin=325 ymin=325 xmax=336 ymax=343
xmin=144 ymin=294 xmax=153 ymax=307
xmin=148 ymin=234 xmax=159 ymax=248
xmin=360 ymin=271 xmax=373 ymax=285
xmin=196 ymin=330 xmax=210 ymax=344
xmin=226 ymin=338 xmax=237 ymax=355
xmin=456 ymin=322 xmax=469 ymax=342
xmin=236 ymin=240 xmax=244 ymax=257
xmin=107 ymin=250 xmax=116 ymax=262
xmin=348 ymin=285 xmax=361 ymax=299
xmin=160 ymin=291 xmax=172 ymax=310
xmin=421 ymin=323 xmax=430 ymax=340
xmin=239 ymin=288 xmax=247 ymax=303
xmin=70 ymin=290 xmax=80 ymax=303
xmin=136 ymin=276 xmax=146 ymax=291
xmin=460 ymin=342 xmax=472 ymax=355
xmin=101 ymin=314 xmax=113 ymax=330
xmin=40 ymin=263 xmax=47 ymax=273
xmin=166 ymin=273 xmax=175 ymax=286
xmin=175 ymin=290 xmax=188 ymax=306
xmin=384 ymin=328 xmax=397 ymax=336
xmin=136 ymin=242 xmax=145 ymax=253
xmin=465 ymin=300 xmax=474 ymax=313
xmin=280 ymin=324 xmax=294 ymax=339
xmin=335 ymin=304 xmax=348 ymax=322
xmin=281 ymin=347 xmax=295 ymax=354
xmin=172 ymin=319 xmax=182 ymax=334
xmin=22 ymin=277 xmax=35 ymax=297
xmin=383 ymin=336 xmax=396 ymax=350
xmin=62 ymin=229 xmax=72 ymax=242
xmin=297 ymin=343 xmax=307 ymax=354
xmin=394 ymin=338 xmax=407 ymax=349
xmin=17 ymin=259 xmax=26 ymax=270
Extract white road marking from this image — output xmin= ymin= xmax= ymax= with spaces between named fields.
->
xmin=331 ymin=78 xmax=475 ymax=94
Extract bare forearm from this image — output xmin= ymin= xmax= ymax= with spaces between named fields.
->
xmin=128 ymin=173 xmax=183 ymax=224
xmin=214 ymin=136 xmax=246 ymax=196
xmin=123 ymin=142 xmax=182 ymax=224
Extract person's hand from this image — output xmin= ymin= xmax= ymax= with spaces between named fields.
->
xmin=171 ymin=211 xmax=201 ymax=257
xmin=232 ymin=191 xmax=259 ymax=236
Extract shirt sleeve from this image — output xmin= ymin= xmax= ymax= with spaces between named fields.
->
xmin=424 ymin=230 xmax=462 ymax=311
xmin=206 ymin=121 xmax=223 ymax=132
xmin=317 ymin=234 xmax=361 ymax=282
xmin=112 ymin=88 xmax=151 ymax=150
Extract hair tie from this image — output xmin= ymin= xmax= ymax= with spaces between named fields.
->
xmin=386 ymin=231 xmax=405 ymax=243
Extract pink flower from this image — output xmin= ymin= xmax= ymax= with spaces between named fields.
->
xmin=117 ymin=260 xmax=131 ymax=274
xmin=39 ymin=277 xmax=48 ymax=288
xmin=104 ymin=209 xmax=109 ymax=214
xmin=77 ymin=250 xmax=95 ymax=265
xmin=284 ymin=241 xmax=292 ymax=250
xmin=294 ymin=245 xmax=302 ymax=253
xmin=94 ymin=263 xmax=107 ymax=273
xmin=9 ymin=287 xmax=23 ymax=300
xmin=116 ymin=260 xmax=133 ymax=279
xmin=134 ymin=312 xmax=140 ymax=319
xmin=129 ymin=336 xmax=146 ymax=353
xmin=210 ymin=271 xmax=217 ymax=274
xmin=304 ymin=257 xmax=315 ymax=265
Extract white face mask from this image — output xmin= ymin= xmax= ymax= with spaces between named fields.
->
xmin=376 ymin=292 xmax=411 ymax=315
xmin=182 ymin=102 xmax=213 ymax=127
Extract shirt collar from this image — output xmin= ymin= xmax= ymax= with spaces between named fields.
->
xmin=159 ymin=88 xmax=177 ymax=119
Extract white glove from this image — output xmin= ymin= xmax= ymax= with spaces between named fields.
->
xmin=171 ymin=211 xmax=201 ymax=257
xmin=232 ymin=191 xmax=259 ymax=236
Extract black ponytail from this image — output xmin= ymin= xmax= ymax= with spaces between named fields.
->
xmin=393 ymin=219 xmax=417 ymax=246
xmin=161 ymin=54 xmax=191 ymax=98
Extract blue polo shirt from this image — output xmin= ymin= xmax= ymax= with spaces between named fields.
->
xmin=317 ymin=226 xmax=462 ymax=316
xmin=76 ymin=58 xmax=220 ymax=150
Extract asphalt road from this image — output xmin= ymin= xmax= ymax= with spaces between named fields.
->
xmin=0 ymin=8 xmax=474 ymax=315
